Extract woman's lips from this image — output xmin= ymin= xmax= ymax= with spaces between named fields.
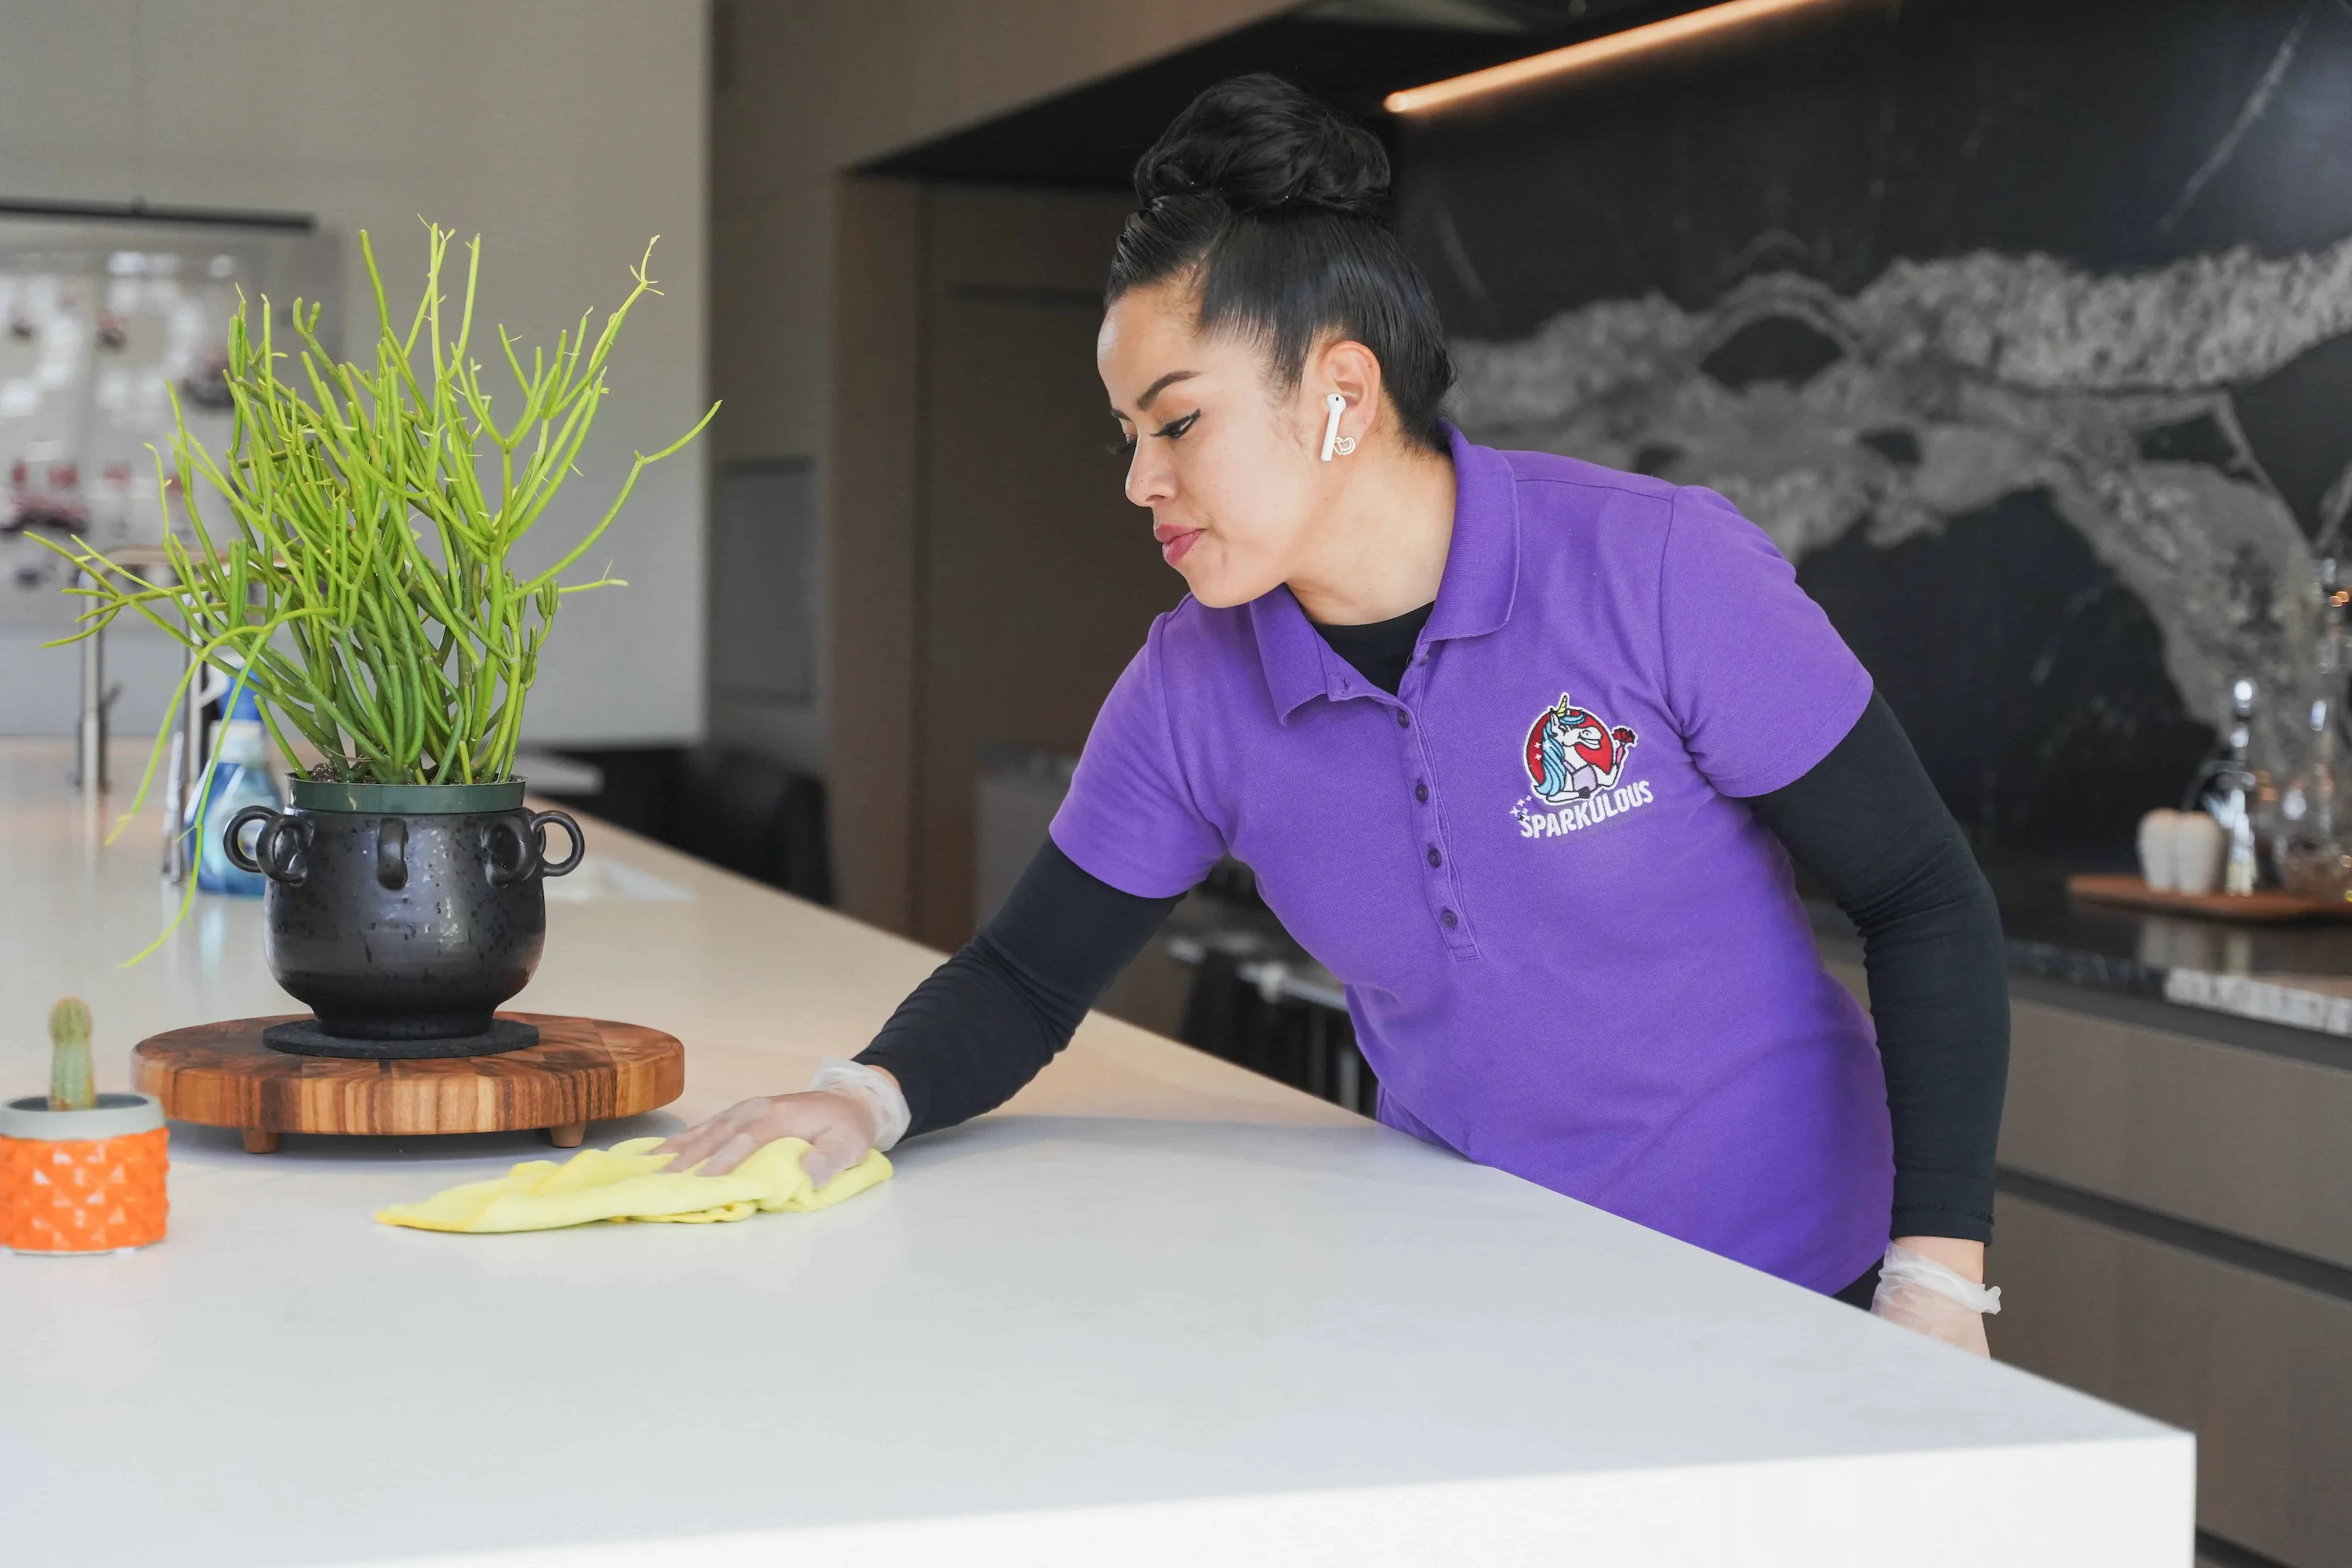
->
xmin=1156 ymin=526 xmax=1203 ymax=565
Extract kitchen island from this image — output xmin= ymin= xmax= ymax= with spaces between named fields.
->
xmin=0 ymin=740 xmax=2187 ymax=1566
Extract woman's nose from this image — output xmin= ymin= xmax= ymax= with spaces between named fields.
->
xmin=1125 ymin=439 xmax=1174 ymax=508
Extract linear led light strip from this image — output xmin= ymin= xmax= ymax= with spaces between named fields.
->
xmin=1385 ymin=0 xmax=1857 ymax=116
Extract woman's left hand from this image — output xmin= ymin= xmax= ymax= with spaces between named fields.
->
xmin=1871 ymin=1236 xmax=1998 ymax=1356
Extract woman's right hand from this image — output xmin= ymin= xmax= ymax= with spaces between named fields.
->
xmin=655 ymin=1089 xmax=878 ymax=1184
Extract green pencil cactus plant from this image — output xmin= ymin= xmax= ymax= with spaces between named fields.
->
xmin=36 ymin=221 xmax=717 ymax=810
xmin=48 ymin=997 xmax=95 ymax=1112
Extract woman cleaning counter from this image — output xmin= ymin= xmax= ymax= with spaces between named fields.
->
xmin=0 ymin=735 xmax=2188 ymax=1566
xmin=0 ymin=77 xmax=2185 ymax=1567
xmin=667 ymin=76 xmax=2011 ymax=1354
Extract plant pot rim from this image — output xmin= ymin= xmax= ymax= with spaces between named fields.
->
xmin=0 ymin=1091 xmax=164 ymax=1142
xmin=287 ymin=776 xmax=527 ymax=814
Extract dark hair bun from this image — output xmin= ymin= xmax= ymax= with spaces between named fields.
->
xmin=1109 ymin=74 xmax=1454 ymax=455
xmin=1134 ymin=74 xmax=1390 ymax=220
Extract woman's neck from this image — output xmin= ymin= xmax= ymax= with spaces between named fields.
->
xmin=1285 ymin=434 xmax=1457 ymax=627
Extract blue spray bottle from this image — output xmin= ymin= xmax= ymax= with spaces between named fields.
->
xmin=191 ymin=679 xmax=283 ymax=897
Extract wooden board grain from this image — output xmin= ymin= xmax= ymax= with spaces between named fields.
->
xmin=2065 ymin=873 xmax=2352 ymax=924
xmin=133 ymin=1013 xmax=683 ymax=1145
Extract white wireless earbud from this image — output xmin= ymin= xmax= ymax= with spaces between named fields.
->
xmin=1320 ymin=391 xmax=1357 ymax=461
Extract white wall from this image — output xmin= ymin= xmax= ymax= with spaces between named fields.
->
xmin=0 ymin=0 xmax=709 ymax=747
xmin=707 ymin=0 xmax=1297 ymax=785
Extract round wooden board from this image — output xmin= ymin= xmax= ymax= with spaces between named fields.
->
xmin=133 ymin=1013 xmax=684 ymax=1152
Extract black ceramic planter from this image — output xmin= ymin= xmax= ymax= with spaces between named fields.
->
xmin=224 ymin=779 xmax=583 ymax=1058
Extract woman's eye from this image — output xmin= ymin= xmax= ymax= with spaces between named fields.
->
xmin=1105 ymin=410 xmax=1196 ymax=456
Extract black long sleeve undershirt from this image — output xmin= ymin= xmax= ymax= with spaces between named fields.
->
xmin=1740 ymin=693 xmax=2009 ymax=1242
xmin=859 ymin=610 xmax=2009 ymax=1243
xmin=857 ymin=841 xmax=1181 ymax=1136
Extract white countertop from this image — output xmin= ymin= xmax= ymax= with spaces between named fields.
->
xmin=0 ymin=739 xmax=2190 ymax=1566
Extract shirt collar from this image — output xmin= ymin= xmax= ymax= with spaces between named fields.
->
xmin=1250 ymin=419 xmax=1522 ymax=722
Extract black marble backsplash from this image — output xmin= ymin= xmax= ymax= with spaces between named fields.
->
xmin=1402 ymin=0 xmax=2352 ymax=855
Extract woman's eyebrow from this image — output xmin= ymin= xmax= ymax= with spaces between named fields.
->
xmin=1113 ymin=368 xmax=1200 ymax=418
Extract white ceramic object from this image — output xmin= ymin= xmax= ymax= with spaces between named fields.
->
xmin=2174 ymin=811 xmax=2226 ymax=895
xmin=2136 ymin=809 xmax=2183 ymax=891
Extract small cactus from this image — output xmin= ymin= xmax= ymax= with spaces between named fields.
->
xmin=48 ymin=997 xmax=95 ymax=1112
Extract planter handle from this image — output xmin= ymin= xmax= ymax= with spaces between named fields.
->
xmin=482 ymin=816 xmax=542 ymax=886
xmin=226 ymin=808 xmax=314 ymax=886
xmin=376 ymin=817 xmax=408 ymax=890
xmin=483 ymin=811 xmax=585 ymax=884
xmin=223 ymin=805 xmax=278 ymax=875
xmin=225 ymin=805 xmax=314 ymax=884
xmin=530 ymin=810 xmax=586 ymax=878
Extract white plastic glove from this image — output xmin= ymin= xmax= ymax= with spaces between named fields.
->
xmin=1870 ymin=1240 xmax=2002 ymax=1356
xmin=808 ymin=1057 xmax=910 ymax=1151
xmin=655 ymin=1058 xmax=909 ymax=1184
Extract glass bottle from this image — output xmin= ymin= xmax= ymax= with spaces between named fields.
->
xmin=2279 ymin=559 xmax=2352 ymax=896
xmin=2276 ymin=695 xmax=2349 ymax=896
xmin=2189 ymin=678 xmax=2268 ymax=895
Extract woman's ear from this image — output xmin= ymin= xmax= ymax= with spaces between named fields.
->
xmin=1314 ymin=338 xmax=1385 ymax=437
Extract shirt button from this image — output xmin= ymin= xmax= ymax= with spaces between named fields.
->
xmin=1426 ymin=845 xmax=1443 ymax=868
xmin=1395 ymin=710 xmax=1412 ymax=729
xmin=1414 ymin=782 xmax=1429 ymax=803
xmin=1440 ymin=907 xmax=1460 ymax=929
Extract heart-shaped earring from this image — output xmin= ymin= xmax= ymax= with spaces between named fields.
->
xmin=1333 ymin=434 xmax=1357 ymax=456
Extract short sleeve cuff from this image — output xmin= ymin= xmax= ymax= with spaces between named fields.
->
xmin=1047 ymin=816 xmax=1210 ymax=901
xmin=1712 ymin=664 xmax=1875 ymax=800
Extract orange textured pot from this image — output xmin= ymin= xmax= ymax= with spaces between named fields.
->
xmin=0 ymin=1092 xmax=169 ymax=1254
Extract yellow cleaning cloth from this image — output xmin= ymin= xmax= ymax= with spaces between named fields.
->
xmin=376 ymin=1137 xmax=891 ymax=1233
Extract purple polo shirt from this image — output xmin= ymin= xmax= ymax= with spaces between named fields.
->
xmin=1050 ymin=422 xmax=1889 ymax=1291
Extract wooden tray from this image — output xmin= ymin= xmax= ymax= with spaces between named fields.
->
xmin=2064 ymin=873 xmax=2352 ymax=924
xmin=133 ymin=1012 xmax=684 ymax=1153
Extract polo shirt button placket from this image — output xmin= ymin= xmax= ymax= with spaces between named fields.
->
xmin=1392 ymin=702 xmax=1472 ymax=954
xmin=1430 ymin=843 xmax=1469 ymax=946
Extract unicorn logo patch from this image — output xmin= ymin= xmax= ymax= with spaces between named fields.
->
xmin=1524 ymin=692 xmax=1637 ymax=804
xmin=1511 ymin=692 xmax=1653 ymax=840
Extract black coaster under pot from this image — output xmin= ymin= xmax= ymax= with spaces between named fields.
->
xmin=262 ymin=1017 xmax=542 ymax=1059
